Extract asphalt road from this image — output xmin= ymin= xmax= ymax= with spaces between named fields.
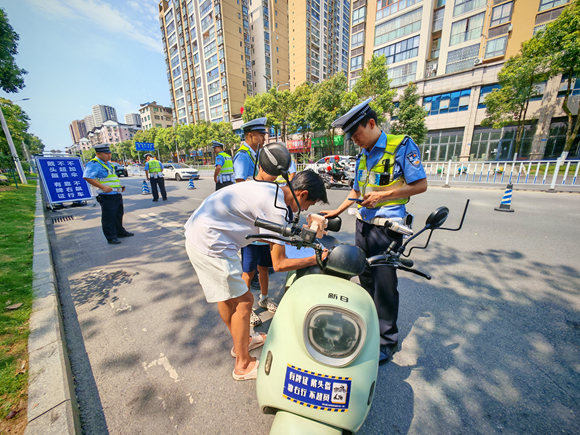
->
xmin=47 ymin=172 xmax=580 ymax=435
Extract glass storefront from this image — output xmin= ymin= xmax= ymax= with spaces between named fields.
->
xmin=419 ymin=129 xmax=464 ymax=162
xmin=469 ymin=125 xmax=537 ymax=161
xmin=544 ymin=121 xmax=580 ymax=158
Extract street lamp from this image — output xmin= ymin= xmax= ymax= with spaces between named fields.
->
xmin=0 ymin=97 xmax=30 ymax=184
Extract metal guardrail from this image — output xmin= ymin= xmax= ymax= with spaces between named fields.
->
xmin=424 ymin=159 xmax=579 ymax=188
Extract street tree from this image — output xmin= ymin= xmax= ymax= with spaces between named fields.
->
xmin=390 ymin=82 xmax=428 ymax=145
xmin=0 ymin=98 xmax=29 ymax=159
xmin=352 ymin=54 xmax=396 ymax=124
xmin=539 ymin=0 xmax=580 ymax=154
xmin=288 ymin=83 xmax=313 ymax=143
xmin=481 ymin=38 xmax=548 ymax=155
xmin=211 ymin=122 xmax=240 ymax=151
xmin=0 ymin=8 xmax=27 ymax=93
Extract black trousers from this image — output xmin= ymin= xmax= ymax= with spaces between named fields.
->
xmin=98 ymin=194 xmax=127 ymax=240
xmin=215 ymin=180 xmax=234 ymax=191
xmin=150 ymin=176 xmax=167 ymax=200
xmin=356 ymin=219 xmax=403 ymax=346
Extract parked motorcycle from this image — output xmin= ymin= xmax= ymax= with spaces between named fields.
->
xmin=318 ymin=165 xmax=355 ymax=189
xmin=250 ymin=143 xmax=469 ymax=434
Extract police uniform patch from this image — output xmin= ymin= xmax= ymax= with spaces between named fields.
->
xmin=406 ymin=151 xmax=420 ymax=167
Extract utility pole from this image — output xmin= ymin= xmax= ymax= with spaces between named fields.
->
xmin=0 ymin=106 xmax=28 ymax=184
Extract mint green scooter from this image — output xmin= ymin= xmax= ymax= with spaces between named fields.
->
xmin=251 ymin=143 xmax=469 ymax=434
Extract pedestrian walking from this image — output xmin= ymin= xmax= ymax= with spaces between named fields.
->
xmin=212 ymin=141 xmax=234 ymax=191
xmin=83 ymin=144 xmax=134 ymax=244
xmin=144 ymin=153 xmax=167 ymax=202
xmin=321 ymin=99 xmax=428 ymax=365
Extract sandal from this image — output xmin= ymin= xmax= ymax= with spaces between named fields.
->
xmin=250 ymin=310 xmax=262 ymax=327
xmin=258 ymin=297 xmax=278 ymax=313
xmin=232 ymin=359 xmax=259 ymax=381
xmin=231 ymin=332 xmax=267 ymax=357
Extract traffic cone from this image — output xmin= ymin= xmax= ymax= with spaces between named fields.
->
xmin=188 ymin=176 xmax=196 ymax=190
xmin=494 ymin=183 xmax=514 ymax=212
xmin=141 ymin=180 xmax=151 ymax=195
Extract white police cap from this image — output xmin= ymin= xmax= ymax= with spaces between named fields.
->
xmin=331 ymin=98 xmax=373 ymax=140
xmin=241 ymin=117 xmax=268 ymax=134
xmin=93 ymin=144 xmax=111 ymax=153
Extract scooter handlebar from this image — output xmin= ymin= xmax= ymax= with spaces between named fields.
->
xmin=254 ymin=217 xmax=293 ymax=237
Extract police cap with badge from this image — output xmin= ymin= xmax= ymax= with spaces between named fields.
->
xmin=212 ymin=141 xmax=225 ymax=149
xmin=331 ymin=98 xmax=373 ymax=140
xmin=241 ymin=117 xmax=268 ymax=135
xmin=93 ymin=144 xmax=111 ymax=153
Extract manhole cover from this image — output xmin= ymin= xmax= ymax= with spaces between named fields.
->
xmin=51 ymin=215 xmax=75 ymax=224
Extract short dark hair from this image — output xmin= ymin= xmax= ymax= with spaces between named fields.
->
xmin=290 ymin=170 xmax=328 ymax=204
xmin=359 ymin=109 xmax=378 ymax=129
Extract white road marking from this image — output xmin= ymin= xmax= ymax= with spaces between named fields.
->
xmin=142 ymin=353 xmax=180 ymax=382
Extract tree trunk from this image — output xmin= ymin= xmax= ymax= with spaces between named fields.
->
xmin=561 ymin=74 xmax=575 ymax=152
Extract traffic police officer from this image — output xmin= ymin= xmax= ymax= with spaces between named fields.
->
xmin=83 ymin=144 xmax=134 ymax=244
xmin=212 ymin=141 xmax=234 ymax=191
xmin=144 ymin=153 xmax=167 ymax=201
xmin=233 ymin=117 xmax=267 ymax=182
xmin=321 ymin=99 xmax=427 ymax=365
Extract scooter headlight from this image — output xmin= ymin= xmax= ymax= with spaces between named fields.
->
xmin=303 ymin=306 xmax=366 ymax=367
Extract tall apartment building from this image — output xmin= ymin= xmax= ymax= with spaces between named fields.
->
xmin=86 ymin=121 xmax=142 ymax=147
xmin=249 ymin=0 xmax=290 ymax=94
xmin=139 ymin=101 xmax=173 ymax=130
xmin=288 ymin=0 xmax=351 ymax=90
xmin=347 ymin=0 xmax=577 ymax=160
xmin=68 ymin=119 xmax=87 ymax=144
xmin=124 ymin=113 xmax=143 ymax=126
xmin=159 ymin=0 xmax=253 ymax=125
xmin=92 ymin=104 xmax=118 ymax=127
xmin=84 ymin=114 xmax=96 ymax=132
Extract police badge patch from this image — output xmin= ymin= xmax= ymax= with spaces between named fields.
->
xmin=406 ymin=151 xmax=421 ymax=167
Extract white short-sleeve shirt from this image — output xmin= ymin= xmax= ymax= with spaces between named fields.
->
xmin=184 ymin=181 xmax=287 ymax=258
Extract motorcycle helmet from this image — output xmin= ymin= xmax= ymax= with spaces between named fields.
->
xmin=327 ymin=165 xmax=332 ymax=171
xmin=334 ymin=155 xmax=339 ymax=160
xmin=325 ymin=156 xmax=330 ymax=162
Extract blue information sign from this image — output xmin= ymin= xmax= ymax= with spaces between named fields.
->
xmin=283 ymin=364 xmax=351 ymax=412
xmin=36 ymin=157 xmax=92 ymax=204
xmin=135 ymin=142 xmax=155 ymax=151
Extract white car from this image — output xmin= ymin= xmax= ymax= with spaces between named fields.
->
xmin=305 ymin=155 xmax=356 ymax=173
xmin=162 ymin=163 xmax=200 ymax=181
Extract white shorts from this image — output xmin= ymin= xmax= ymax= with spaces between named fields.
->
xmin=186 ymin=240 xmax=248 ymax=303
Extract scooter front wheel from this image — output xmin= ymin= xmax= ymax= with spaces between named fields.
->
xmin=270 ymin=411 xmax=344 ymax=435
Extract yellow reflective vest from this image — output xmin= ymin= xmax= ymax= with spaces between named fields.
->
xmin=90 ymin=158 xmax=122 ymax=189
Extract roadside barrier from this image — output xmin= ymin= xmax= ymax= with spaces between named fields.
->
xmin=188 ymin=176 xmax=196 ymax=189
xmin=424 ymin=158 xmax=579 ymax=189
xmin=494 ymin=184 xmax=515 ymax=212
xmin=141 ymin=180 xmax=150 ymax=195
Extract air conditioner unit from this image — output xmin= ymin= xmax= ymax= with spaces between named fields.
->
xmin=474 ymin=58 xmax=483 ymax=65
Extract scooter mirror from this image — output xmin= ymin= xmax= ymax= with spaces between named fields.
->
xmin=258 ymin=142 xmax=291 ymax=177
xmin=425 ymin=206 xmax=449 ymax=229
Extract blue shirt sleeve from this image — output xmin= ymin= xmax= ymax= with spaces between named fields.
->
xmin=216 ymin=155 xmax=225 ymax=167
xmin=144 ymin=161 xmax=150 ymax=171
xmin=396 ymin=137 xmax=426 ymax=184
xmin=233 ymin=152 xmax=251 ymax=180
xmin=83 ymin=160 xmax=107 ymax=179
xmin=353 ymin=157 xmax=361 ymax=192
xmin=289 ymin=160 xmax=296 ymax=174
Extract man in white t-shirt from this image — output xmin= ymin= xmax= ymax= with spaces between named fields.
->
xmin=184 ymin=169 xmax=328 ymax=381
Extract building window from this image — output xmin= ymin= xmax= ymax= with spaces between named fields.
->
xmin=431 ymin=37 xmax=441 ymax=59
xmin=389 ymin=61 xmax=417 ymax=87
xmin=453 ymin=0 xmax=486 ymax=17
xmin=423 ymin=89 xmax=470 ymax=115
xmin=478 ymin=84 xmax=501 ymax=108
xmin=373 ymin=35 xmax=420 ymax=66
xmin=420 ymin=130 xmax=464 ymax=162
xmin=490 ymin=2 xmax=513 ymax=27
xmin=352 ymin=6 xmax=366 ymax=26
xmin=558 ymin=75 xmax=580 ymax=97
xmin=484 ymin=35 xmax=508 ymax=59
xmin=351 ymin=55 xmax=363 ymax=71
xmin=351 ymin=31 xmax=365 ymax=48
xmin=374 ymin=7 xmax=422 ymax=47
xmin=539 ymin=0 xmax=570 ymax=12
xmin=376 ymin=0 xmax=421 ymax=21
xmin=450 ymin=12 xmax=484 ymax=46
xmin=445 ymin=43 xmax=480 ymax=74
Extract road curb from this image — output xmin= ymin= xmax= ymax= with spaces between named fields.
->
xmin=25 ymin=183 xmax=81 ymax=435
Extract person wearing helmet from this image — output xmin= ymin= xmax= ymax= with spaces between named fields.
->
xmin=332 ymin=155 xmax=345 ymax=181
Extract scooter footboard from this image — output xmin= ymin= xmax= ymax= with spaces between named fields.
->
xmin=270 ymin=411 xmax=343 ymax=435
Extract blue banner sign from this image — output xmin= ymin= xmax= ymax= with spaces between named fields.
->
xmin=135 ymin=142 xmax=155 ymax=151
xmin=283 ymin=364 xmax=351 ymax=412
xmin=36 ymin=157 xmax=92 ymax=204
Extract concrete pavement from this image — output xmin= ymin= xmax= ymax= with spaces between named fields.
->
xmin=45 ymin=173 xmax=580 ymax=434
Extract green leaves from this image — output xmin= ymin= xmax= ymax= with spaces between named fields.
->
xmin=390 ymin=82 xmax=428 ymax=145
xmin=0 ymin=8 xmax=27 ymax=93
xmin=352 ymin=54 xmax=395 ymax=124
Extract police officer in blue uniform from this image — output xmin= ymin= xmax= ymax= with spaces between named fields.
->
xmin=233 ymin=117 xmax=267 ymax=182
xmin=322 ymin=99 xmax=427 ymax=365
xmin=213 ymin=141 xmax=235 ymax=191
xmin=83 ymin=144 xmax=134 ymax=244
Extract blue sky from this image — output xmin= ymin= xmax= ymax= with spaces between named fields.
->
xmin=0 ymin=0 xmax=170 ymax=151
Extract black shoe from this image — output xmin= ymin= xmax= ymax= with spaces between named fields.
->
xmin=250 ymin=275 xmax=261 ymax=290
xmin=162 ymin=198 xmax=167 ymax=201
xmin=379 ymin=344 xmax=398 ymax=365
xmin=118 ymin=232 xmax=134 ymax=238
xmin=107 ymin=238 xmax=121 ymax=244
xmin=152 ymin=199 xmax=158 ymax=202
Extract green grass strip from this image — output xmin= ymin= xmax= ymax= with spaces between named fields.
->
xmin=0 ymin=179 xmax=37 ymax=420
